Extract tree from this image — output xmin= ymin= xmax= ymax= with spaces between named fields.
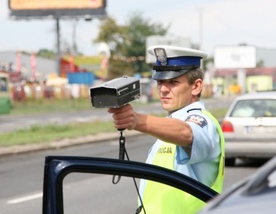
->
xmin=37 ymin=49 xmax=56 ymax=59
xmin=94 ymin=11 xmax=169 ymax=79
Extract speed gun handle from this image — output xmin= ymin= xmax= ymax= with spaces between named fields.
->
xmin=118 ymin=130 xmax=125 ymax=160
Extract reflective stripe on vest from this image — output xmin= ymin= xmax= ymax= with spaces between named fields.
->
xmin=141 ymin=110 xmax=225 ymax=214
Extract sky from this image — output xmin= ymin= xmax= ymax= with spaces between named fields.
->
xmin=1 ymin=0 xmax=276 ymax=57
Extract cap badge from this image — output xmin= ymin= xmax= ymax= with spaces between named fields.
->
xmin=154 ymin=48 xmax=167 ymax=65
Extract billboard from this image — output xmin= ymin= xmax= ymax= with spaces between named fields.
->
xmin=62 ymin=55 xmax=108 ymax=79
xmin=9 ymin=0 xmax=107 ymax=19
xmin=214 ymin=46 xmax=256 ymax=69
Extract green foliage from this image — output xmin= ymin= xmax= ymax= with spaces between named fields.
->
xmin=0 ymin=122 xmax=115 ymax=146
xmin=2 ymin=98 xmax=226 ymax=147
xmin=256 ymin=59 xmax=264 ymax=67
xmin=123 ymin=11 xmax=168 ymax=56
xmin=208 ymin=107 xmax=228 ymax=121
xmin=37 ymin=49 xmax=56 ymax=59
xmin=107 ymin=58 xmax=134 ymax=79
xmin=203 ymin=56 xmax=214 ymax=71
xmin=94 ymin=11 xmax=169 ymax=78
xmin=10 ymin=98 xmax=92 ymax=115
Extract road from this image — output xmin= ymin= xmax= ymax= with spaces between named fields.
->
xmin=0 ymin=102 xmax=165 ymax=133
xmin=0 ymin=96 xmax=235 ymax=133
xmin=0 ymin=134 xmax=266 ymax=214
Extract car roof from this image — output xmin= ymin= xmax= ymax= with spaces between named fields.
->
xmin=235 ymin=91 xmax=276 ymax=100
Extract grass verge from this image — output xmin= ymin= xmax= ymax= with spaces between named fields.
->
xmin=2 ymin=99 xmax=227 ymax=147
xmin=10 ymin=98 xmax=92 ymax=115
xmin=0 ymin=121 xmax=115 ymax=147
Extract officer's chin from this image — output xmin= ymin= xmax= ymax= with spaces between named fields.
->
xmin=161 ymin=104 xmax=176 ymax=114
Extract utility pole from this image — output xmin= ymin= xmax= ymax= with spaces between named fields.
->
xmin=197 ymin=8 xmax=204 ymax=50
xmin=72 ymin=19 xmax=78 ymax=55
xmin=56 ymin=16 xmax=61 ymax=77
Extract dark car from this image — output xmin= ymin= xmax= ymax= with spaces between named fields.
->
xmin=200 ymin=156 xmax=276 ymax=214
xmin=42 ymin=156 xmax=218 ymax=214
xmin=42 ymin=155 xmax=276 ymax=214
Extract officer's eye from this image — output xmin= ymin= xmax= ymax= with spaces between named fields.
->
xmin=170 ymin=79 xmax=179 ymax=85
xmin=157 ymin=79 xmax=178 ymax=86
xmin=157 ymin=80 xmax=164 ymax=85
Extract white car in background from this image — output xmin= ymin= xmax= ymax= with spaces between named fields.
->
xmin=221 ymin=91 xmax=276 ymax=166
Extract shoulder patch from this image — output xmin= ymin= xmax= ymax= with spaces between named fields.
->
xmin=185 ymin=114 xmax=207 ymax=128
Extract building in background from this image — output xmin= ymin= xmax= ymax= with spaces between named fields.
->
xmin=0 ymin=51 xmax=106 ymax=101
xmin=213 ymin=45 xmax=276 ymax=95
xmin=0 ymin=51 xmax=56 ymax=81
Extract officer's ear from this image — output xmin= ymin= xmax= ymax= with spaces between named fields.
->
xmin=191 ymin=78 xmax=203 ymax=96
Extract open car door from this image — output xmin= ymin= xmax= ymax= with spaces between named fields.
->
xmin=42 ymin=156 xmax=218 ymax=214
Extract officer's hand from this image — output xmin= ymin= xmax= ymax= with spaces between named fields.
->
xmin=108 ymin=104 xmax=137 ymax=130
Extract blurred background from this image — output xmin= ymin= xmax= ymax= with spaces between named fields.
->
xmin=1 ymin=2 xmax=275 ymax=213
xmin=1 ymin=0 xmax=276 ymax=114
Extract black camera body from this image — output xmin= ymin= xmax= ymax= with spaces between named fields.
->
xmin=90 ymin=76 xmax=140 ymax=108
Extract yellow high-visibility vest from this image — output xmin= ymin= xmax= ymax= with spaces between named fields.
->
xmin=141 ymin=110 xmax=225 ymax=214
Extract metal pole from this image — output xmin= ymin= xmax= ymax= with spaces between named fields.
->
xmin=72 ymin=19 xmax=78 ymax=55
xmin=197 ymin=8 xmax=204 ymax=50
xmin=56 ymin=16 xmax=61 ymax=77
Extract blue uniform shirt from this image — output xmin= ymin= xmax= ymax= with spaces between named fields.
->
xmin=143 ymin=101 xmax=220 ymax=187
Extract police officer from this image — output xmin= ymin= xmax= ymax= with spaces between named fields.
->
xmin=108 ymin=45 xmax=225 ymax=214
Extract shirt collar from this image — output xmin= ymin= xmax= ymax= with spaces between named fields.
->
xmin=170 ymin=101 xmax=205 ymax=118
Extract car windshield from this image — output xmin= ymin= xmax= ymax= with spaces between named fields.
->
xmin=230 ymin=99 xmax=276 ymax=117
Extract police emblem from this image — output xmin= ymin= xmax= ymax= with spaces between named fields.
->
xmin=185 ymin=114 xmax=207 ymax=128
xmin=154 ymin=48 xmax=167 ymax=65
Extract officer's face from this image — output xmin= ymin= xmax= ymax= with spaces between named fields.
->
xmin=157 ymin=75 xmax=200 ymax=113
